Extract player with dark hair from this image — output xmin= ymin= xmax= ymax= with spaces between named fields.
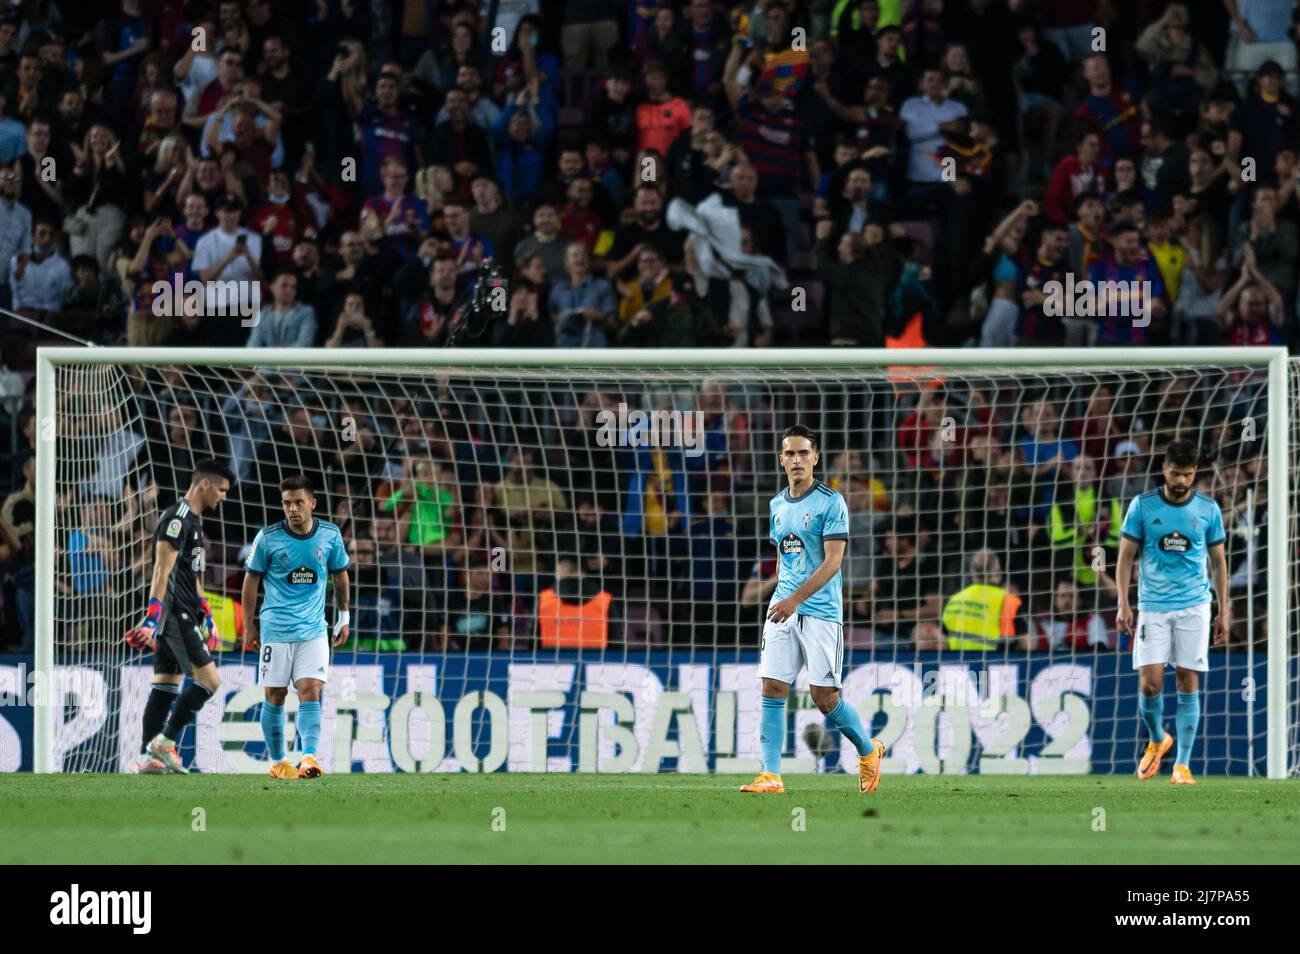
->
xmin=1116 ymin=438 xmax=1229 ymax=785
xmin=126 ymin=459 xmax=234 ymax=774
xmin=741 ymin=423 xmax=885 ymax=794
xmin=241 ymin=475 xmax=350 ymax=779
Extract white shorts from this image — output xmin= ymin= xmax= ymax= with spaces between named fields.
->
xmin=1132 ymin=603 xmax=1211 ymax=672
xmin=257 ymin=638 xmax=330 ymax=688
xmin=759 ymin=612 xmax=844 ymax=688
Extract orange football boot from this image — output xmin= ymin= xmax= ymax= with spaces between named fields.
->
xmin=1137 ymin=733 xmax=1173 ymax=780
xmin=859 ymin=738 xmax=886 ymax=793
xmin=147 ymin=734 xmax=188 ymax=774
xmin=739 ymin=771 xmax=785 ymax=793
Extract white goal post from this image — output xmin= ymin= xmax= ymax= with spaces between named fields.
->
xmin=31 ymin=346 xmax=1294 ymax=778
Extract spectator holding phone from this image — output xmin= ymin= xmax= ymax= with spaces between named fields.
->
xmin=192 ymin=195 xmax=263 ymax=344
xmin=325 ymin=290 xmax=383 ymax=348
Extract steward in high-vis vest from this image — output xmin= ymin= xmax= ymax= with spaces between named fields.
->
xmin=203 ymin=589 xmax=243 ymax=651
xmin=538 ymin=559 xmax=614 ymax=648
xmin=941 ymin=548 xmax=1024 ymax=651
xmin=1049 ymin=455 xmax=1121 ymax=586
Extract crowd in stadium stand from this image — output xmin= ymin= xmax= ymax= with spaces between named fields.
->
xmin=0 ymin=0 xmax=1286 ymax=653
xmin=7 ymin=362 xmax=1270 ymax=656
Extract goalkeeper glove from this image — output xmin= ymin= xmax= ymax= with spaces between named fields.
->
xmin=125 ymin=598 xmax=164 ymax=651
xmin=199 ymin=596 xmax=220 ymax=651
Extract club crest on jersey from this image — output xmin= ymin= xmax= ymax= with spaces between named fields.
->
xmin=316 ymin=544 xmax=327 ymax=565
xmin=286 ymin=565 xmax=318 ymax=585
xmin=1159 ymin=531 xmax=1190 ymax=553
xmin=780 ymin=532 xmax=804 ymax=556
xmin=802 ymin=512 xmax=812 ymax=529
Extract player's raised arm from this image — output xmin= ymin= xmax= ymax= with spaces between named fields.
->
xmin=126 ymin=539 xmax=179 ymax=649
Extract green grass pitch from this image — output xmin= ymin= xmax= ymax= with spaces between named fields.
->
xmin=2 ymin=774 xmax=1297 ymax=864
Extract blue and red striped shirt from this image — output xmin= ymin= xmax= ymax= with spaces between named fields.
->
xmin=1076 ymin=85 xmax=1140 ymax=162
xmin=358 ymin=101 xmax=425 ymax=192
xmin=1088 ymin=254 xmax=1165 ymax=345
xmin=737 ymin=98 xmax=807 ymax=198
xmin=1017 ymin=255 xmax=1067 ymax=346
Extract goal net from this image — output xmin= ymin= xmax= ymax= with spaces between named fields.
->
xmin=30 ymin=348 xmax=1296 ymax=777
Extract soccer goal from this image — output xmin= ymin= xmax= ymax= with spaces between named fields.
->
xmin=27 ymin=347 xmax=1297 ymax=778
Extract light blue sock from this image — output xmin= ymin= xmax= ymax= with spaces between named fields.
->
xmin=826 ymin=698 xmax=873 ymax=756
xmin=298 ymin=700 xmax=322 ymax=757
xmin=1138 ymin=691 xmax=1165 ymax=743
xmin=1175 ymin=692 xmax=1201 ymax=766
xmin=260 ymin=701 xmax=286 ymax=762
xmin=759 ymin=697 xmax=786 ymax=775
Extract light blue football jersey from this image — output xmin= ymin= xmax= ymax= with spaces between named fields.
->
xmin=245 ymin=518 xmax=350 ymax=642
xmin=1120 ymin=488 xmax=1225 ymax=612
xmin=769 ymin=479 xmax=849 ymax=623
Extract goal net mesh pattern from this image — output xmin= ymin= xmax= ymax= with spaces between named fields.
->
xmin=44 ymin=357 xmax=1293 ymax=776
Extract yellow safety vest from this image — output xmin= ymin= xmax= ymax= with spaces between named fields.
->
xmin=1049 ymin=490 xmax=1122 ymax=585
xmin=202 ymin=590 xmax=242 ymax=652
xmin=942 ymin=583 xmax=1009 ymax=651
